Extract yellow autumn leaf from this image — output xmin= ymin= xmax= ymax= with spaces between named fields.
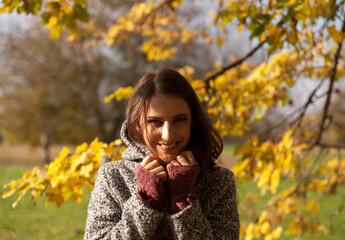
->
xmin=214 ymin=75 xmax=229 ymax=89
xmin=2 ymin=188 xmax=17 ymax=198
xmin=271 ymin=226 xmax=283 ymax=238
xmin=258 ymin=210 xmax=268 ymax=224
xmin=264 ymin=234 xmax=272 ymax=240
xmin=327 ymin=25 xmax=344 ymax=43
xmin=80 ymin=164 xmax=94 ymax=178
xmin=305 ymin=199 xmax=320 ymax=213
xmin=0 ymin=5 xmax=10 ymax=14
xmin=181 ymin=30 xmax=193 ymax=43
xmin=245 ymin=223 xmax=254 ymax=240
xmin=46 ymin=16 xmax=58 ymax=28
xmin=270 ymin=169 xmax=280 ymax=194
xmin=116 ymin=86 xmax=134 ymax=101
xmin=171 ymin=0 xmax=182 ymax=8
xmin=191 ymin=80 xmax=206 ymax=90
xmin=75 ymin=142 xmax=88 ymax=154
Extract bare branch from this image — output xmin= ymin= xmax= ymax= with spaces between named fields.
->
xmin=314 ymin=17 xmax=345 ymax=145
xmin=315 ymin=142 xmax=345 ymax=150
xmin=204 ymin=40 xmax=266 ymax=90
xmin=259 ymin=78 xmax=326 ymax=136
xmin=295 ymin=78 xmax=326 ymax=128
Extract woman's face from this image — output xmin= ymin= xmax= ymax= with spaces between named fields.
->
xmin=140 ymin=94 xmax=192 ymax=165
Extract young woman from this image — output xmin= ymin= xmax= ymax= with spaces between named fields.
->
xmin=84 ymin=69 xmax=240 ymax=239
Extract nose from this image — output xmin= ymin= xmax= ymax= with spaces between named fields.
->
xmin=161 ymin=122 xmax=175 ymax=141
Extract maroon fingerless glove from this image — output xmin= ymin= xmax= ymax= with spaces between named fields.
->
xmin=135 ymin=164 xmax=165 ymax=210
xmin=166 ymin=163 xmax=200 ymax=214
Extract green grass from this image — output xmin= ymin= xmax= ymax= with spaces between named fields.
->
xmin=237 ymin=178 xmax=345 ymax=239
xmin=223 ymin=144 xmax=236 ymax=156
xmin=1 ymin=164 xmax=344 ymax=239
xmin=0 ymin=164 xmax=91 ymax=240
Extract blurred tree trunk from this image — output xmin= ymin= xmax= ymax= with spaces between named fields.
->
xmin=40 ymin=132 xmax=51 ymax=164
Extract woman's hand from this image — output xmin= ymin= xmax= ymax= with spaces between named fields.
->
xmin=135 ymin=155 xmax=167 ymax=210
xmin=165 ymin=151 xmax=199 ymax=214
xmin=141 ymin=155 xmax=167 ymax=181
xmin=167 ymin=151 xmax=196 ymax=167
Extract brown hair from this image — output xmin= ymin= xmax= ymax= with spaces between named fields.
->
xmin=126 ymin=68 xmax=223 ymax=171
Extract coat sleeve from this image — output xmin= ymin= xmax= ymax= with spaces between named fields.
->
xmin=167 ymin=169 xmax=240 ymax=240
xmin=84 ymin=164 xmax=164 ymax=240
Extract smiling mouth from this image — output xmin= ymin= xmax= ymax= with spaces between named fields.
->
xmin=158 ymin=141 xmax=179 ymax=150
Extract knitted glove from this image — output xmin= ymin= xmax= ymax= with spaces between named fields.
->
xmin=135 ymin=164 xmax=166 ymax=210
xmin=166 ymin=163 xmax=200 ymax=214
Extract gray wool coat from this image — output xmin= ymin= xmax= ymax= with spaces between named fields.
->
xmin=84 ymin=122 xmax=240 ymax=239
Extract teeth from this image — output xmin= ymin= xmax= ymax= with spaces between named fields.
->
xmin=160 ymin=143 xmax=176 ymax=149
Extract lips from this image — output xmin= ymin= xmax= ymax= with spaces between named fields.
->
xmin=158 ymin=141 xmax=179 ymax=152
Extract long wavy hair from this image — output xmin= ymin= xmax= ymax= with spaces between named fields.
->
xmin=125 ymin=69 xmax=223 ymax=171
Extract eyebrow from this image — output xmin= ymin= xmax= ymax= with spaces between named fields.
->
xmin=147 ymin=114 xmax=189 ymax=119
xmin=173 ymin=114 xmax=189 ymax=119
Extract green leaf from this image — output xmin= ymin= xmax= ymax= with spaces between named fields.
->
xmin=217 ymin=9 xmax=236 ymax=28
xmin=74 ymin=0 xmax=87 ymax=6
xmin=249 ymin=22 xmax=264 ymax=37
xmin=74 ymin=4 xmax=89 ymax=22
xmin=30 ymin=0 xmax=42 ymax=15
xmin=49 ymin=1 xmax=61 ymax=9
xmin=41 ymin=12 xmax=51 ymax=24
xmin=66 ymin=20 xmax=77 ymax=33
xmin=267 ymin=44 xmax=277 ymax=56
xmin=16 ymin=6 xmax=25 ymax=14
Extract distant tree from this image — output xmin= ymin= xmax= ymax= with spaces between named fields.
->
xmin=0 ymin=21 xmax=132 ymax=163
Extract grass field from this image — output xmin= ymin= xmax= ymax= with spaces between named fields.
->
xmin=1 ymin=144 xmax=344 ymax=239
xmin=237 ymin=179 xmax=345 ymax=240
xmin=0 ymin=164 xmax=90 ymax=240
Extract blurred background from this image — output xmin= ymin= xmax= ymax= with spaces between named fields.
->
xmin=1 ymin=0 xmax=345 ymax=239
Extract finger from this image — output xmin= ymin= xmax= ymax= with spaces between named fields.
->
xmin=144 ymin=159 xmax=161 ymax=170
xmin=140 ymin=155 xmax=156 ymax=167
xmin=171 ymin=160 xmax=181 ymax=166
xmin=167 ymin=160 xmax=180 ymax=168
xmin=158 ymin=171 xmax=167 ymax=181
xmin=180 ymin=151 xmax=196 ymax=164
xmin=176 ymin=154 xmax=189 ymax=166
xmin=151 ymin=166 xmax=167 ymax=181
xmin=150 ymin=165 xmax=165 ymax=174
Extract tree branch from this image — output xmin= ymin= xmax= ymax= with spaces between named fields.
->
xmin=204 ymin=40 xmax=266 ymax=90
xmin=315 ymin=142 xmax=345 ymax=150
xmin=314 ymin=17 xmax=345 ymax=145
xmin=295 ymin=78 xmax=325 ymax=128
xmin=258 ymin=78 xmax=325 ymax=136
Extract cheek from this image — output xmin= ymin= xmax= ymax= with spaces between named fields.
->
xmin=145 ymin=127 xmax=159 ymax=142
xmin=179 ymin=125 xmax=191 ymax=139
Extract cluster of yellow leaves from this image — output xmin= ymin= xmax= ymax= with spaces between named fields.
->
xmin=105 ymin=0 xmax=214 ymax=61
xmin=1 ymin=0 xmax=89 ymax=39
xmin=242 ymin=211 xmax=283 ymax=240
xmin=2 ymin=138 xmax=126 ymax=207
xmin=104 ymin=86 xmax=135 ymax=103
xmin=215 ymin=0 xmax=341 ymax=81
xmin=240 ymin=196 xmax=327 ymax=240
xmin=233 ymin=130 xmax=307 ymax=194
xmin=235 ymin=131 xmax=345 ymax=239
xmin=205 ymin=51 xmax=297 ymax=137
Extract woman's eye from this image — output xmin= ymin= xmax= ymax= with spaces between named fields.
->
xmin=175 ymin=117 xmax=187 ymax=123
xmin=147 ymin=120 xmax=162 ymax=126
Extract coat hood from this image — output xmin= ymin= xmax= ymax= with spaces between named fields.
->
xmin=120 ymin=120 xmax=152 ymax=162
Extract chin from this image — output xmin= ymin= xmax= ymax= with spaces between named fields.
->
xmin=158 ymin=153 xmax=179 ymax=165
